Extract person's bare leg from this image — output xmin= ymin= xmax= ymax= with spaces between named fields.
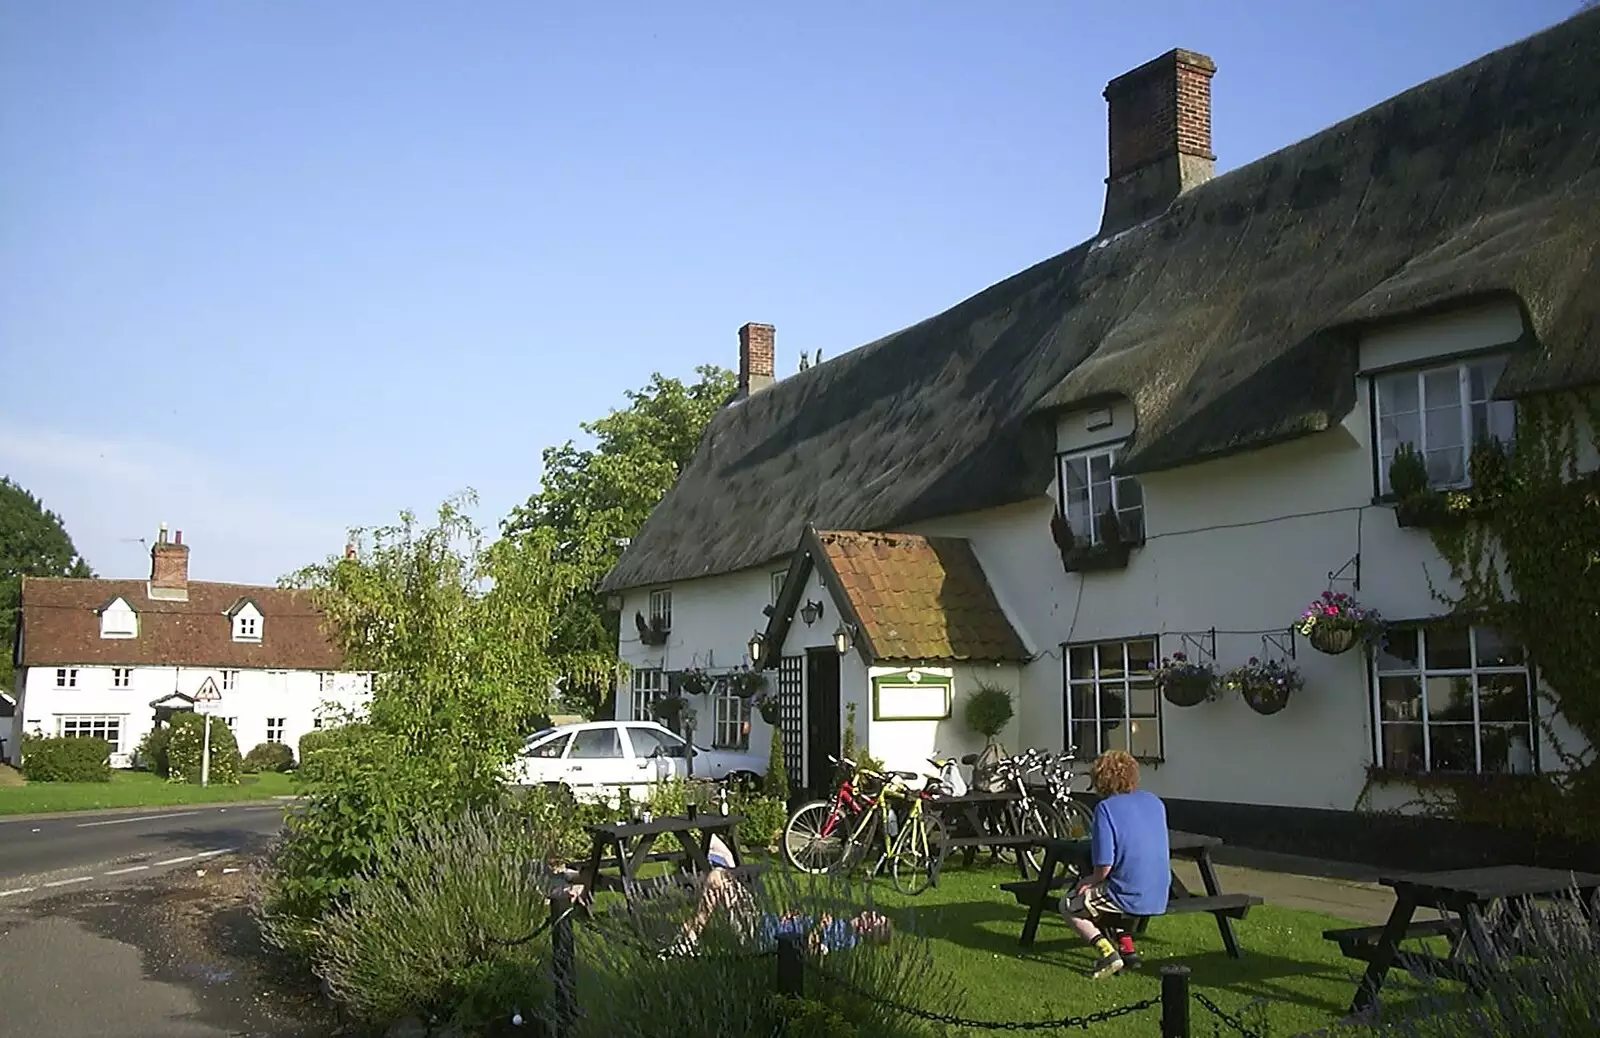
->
xmin=680 ymin=868 xmax=735 ymax=942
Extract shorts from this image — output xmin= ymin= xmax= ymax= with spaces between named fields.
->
xmin=1060 ymin=884 xmax=1127 ymax=921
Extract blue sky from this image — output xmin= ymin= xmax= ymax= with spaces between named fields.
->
xmin=0 ymin=1 xmax=1580 ymax=584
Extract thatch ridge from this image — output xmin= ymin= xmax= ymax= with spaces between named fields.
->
xmin=602 ymin=10 xmax=1600 ymax=593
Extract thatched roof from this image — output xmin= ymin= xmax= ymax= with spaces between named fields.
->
xmin=602 ymin=11 xmax=1600 ymax=594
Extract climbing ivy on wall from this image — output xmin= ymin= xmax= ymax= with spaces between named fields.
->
xmin=1362 ymin=390 xmax=1600 ymax=848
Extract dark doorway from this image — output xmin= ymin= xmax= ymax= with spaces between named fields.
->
xmin=804 ymin=648 xmax=842 ymax=798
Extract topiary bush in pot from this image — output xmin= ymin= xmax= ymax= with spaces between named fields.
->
xmin=963 ymin=683 xmax=1013 ymax=748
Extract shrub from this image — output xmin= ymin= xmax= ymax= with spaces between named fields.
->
xmin=576 ymin=870 xmax=961 ymax=1038
xmin=135 ymin=724 xmax=172 ymax=776
xmin=20 ymin=736 xmax=111 ymax=782
xmin=963 ymin=683 xmax=1014 ymax=741
xmin=297 ymin=723 xmax=365 ymax=764
xmin=313 ymin=807 xmax=559 ymax=1030
xmin=1370 ymin=889 xmax=1600 ymax=1038
xmin=243 ymin=741 xmax=296 ymax=774
xmin=731 ymin=793 xmax=788 ymax=852
xmin=766 ymin=723 xmax=790 ymax=802
xmin=508 ymin=781 xmax=624 ymax=865
xmin=164 ymin=712 xmax=241 ymax=784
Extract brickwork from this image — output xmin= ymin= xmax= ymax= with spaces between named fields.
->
xmin=150 ymin=538 xmax=190 ymax=591
xmin=1104 ymin=48 xmax=1215 ymax=179
xmin=738 ymin=322 xmax=775 ymax=395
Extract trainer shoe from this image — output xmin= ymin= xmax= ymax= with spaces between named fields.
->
xmin=1116 ymin=933 xmax=1141 ymax=969
xmin=1090 ymin=950 xmax=1124 ymax=979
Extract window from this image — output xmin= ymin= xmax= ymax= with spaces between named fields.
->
xmin=1058 ymin=447 xmax=1145 ymax=546
xmin=1374 ymin=356 xmax=1516 ymax=493
xmin=55 ymin=668 xmax=78 ymax=689
xmin=648 ymin=589 xmax=672 ymax=630
xmin=568 ymin=727 xmax=622 ymax=758
xmin=1064 ymin=638 xmax=1161 ymax=760
xmin=1373 ymin=624 xmax=1535 ymax=775
xmin=58 ymin=715 xmax=122 ymax=752
xmin=99 ymin=599 xmax=137 ymax=639
xmin=626 ymin=725 xmax=687 ymax=758
xmin=713 ymin=691 xmax=752 ymax=750
xmin=771 ymin=571 xmax=787 ymax=605
xmin=233 ymin=612 xmax=261 ymax=642
xmin=318 ymin=672 xmax=334 ymax=693
xmin=524 ymin=731 xmax=572 ymax=758
xmin=222 ymin=670 xmax=238 ymax=692
xmin=266 ymin=718 xmax=286 ymax=743
xmin=631 ymin=668 xmax=664 ymax=721
xmin=111 ymin=668 xmax=132 ymax=689
xmin=312 ymin=718 xmax=324 ymax=729
xmin=221 ymin=717 xmax=237 ymax=730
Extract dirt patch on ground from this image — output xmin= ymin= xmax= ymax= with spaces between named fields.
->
xmin=0 ymin=764 xmax=24 ymax=787
xmin=54 ymin=856 xmax=357 ymax=1037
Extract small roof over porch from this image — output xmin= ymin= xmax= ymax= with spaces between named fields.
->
xmin=759 ymin=525 xmax=1029 ymax=667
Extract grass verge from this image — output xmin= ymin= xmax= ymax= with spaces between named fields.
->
xmin=0 ymin=766 xmax=296 ymax=815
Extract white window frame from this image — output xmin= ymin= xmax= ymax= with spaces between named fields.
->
xmin=111 ymin=667 xmax=133 ymax=689
xmin=222 ymin=670 xmax=238 ymax=692
xmin=648 ymin=589 xmax=672 ymax=630
xmin=1063 ymin=637 xmax=1162 ymax=761
xmin=1372 ymin=624 xmax=1536 ymax=776
xmin=771 ymin=571 xmax=787 ymax=605
xmin=1373 ymin=355 xmax=1516 ymax=495
xmin=57 ymin=714 xmax=124 ymax=752
xmin=1056 ymin=445 xmax=1145 ymax=547
xmin=55 ymin=668 xmax=79 ymax=689
xmin=630 ymin=668 xmax=664 ymax=722
xmin=99 ymin=600 xmax=137 ymax=639
xmin=266 ymin=717 xmax=286 ymax=743
xmin=318 ymin=672 xmax=334 ymax=693
xmin=713 ymin=689 xmax=751 ymax=750
xmin=233 ymin=614 xmax=261 ymax=642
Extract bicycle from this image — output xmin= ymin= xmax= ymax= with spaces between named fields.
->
xmin=975 ymin=747 xmax=1063 ymax=874
xmin=782 ymin=754 xmax=883 ymax=875
xmin=1035 ymin=747 xmax=1094 ymax=842
xmin=782 ymin=755 xmax=948 ymax=894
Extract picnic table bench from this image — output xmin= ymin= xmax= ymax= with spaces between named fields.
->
xmin=927 ymin=789 xmax=1037 ymax=879
xmin=1001 ymin=830 xmax=1264 ymax=958
xmin=570 ymin=812 xmax=766 ymax=900
xmin=1328 ymin=864 xmax=1600 ymax=1013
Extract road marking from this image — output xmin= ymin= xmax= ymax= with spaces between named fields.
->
xmin=0 ymin=887 xmax=37 ymax=897
xmin=153 ymin=855 xmax=195 ymax=866
xmin=194 ymin=848 xmax=233 ymax=858
xmin=103 ymin=865 xmax=151 ymax=876
xmin=43 ymin=877 xmax=92 ymax=888
xmin=77 ymin=811 xmax=202 ymax=828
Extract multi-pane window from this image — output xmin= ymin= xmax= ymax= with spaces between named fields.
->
xmin=55 ymin=668 xmax=78 ymax=688
xmin=1374 ymin=356 xmax=1516 ymax=493
xmin=1373 ymin=625 xmax=1535 ymax=775
xmin=234 ymin=615 xmax=260 ymax=641
xmin=58 ymin=715 xmax=122 ymax=751
xmin=222 ymin=670 xmax=238 ymax=692
xmin=631 ymin=668 xmax=664 ymax=721
xmin=1058 ymin=447 xmax=1145 ymax=546
xmin=713 ymin=690 xmax=751 ymax=750
xmin=1064 ymin=638 xmax=1162 ymax=760
xmin=112 ymin=668 xmax=133 ymax=689
xmin=266 ymin=718 xmax=286 ymax=743
xmin=648 ymin=589 xmax=672 ymax=630
xmin=318 ymin=672 xmax=334 ymax=693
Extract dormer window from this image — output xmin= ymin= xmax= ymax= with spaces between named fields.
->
xmin=99 ymin=598 xmax=138 ymax=639
xmin=648 ymin=589 xmax=672 ymax=631
xmin=1058 ymin=445 xmax=1145 ymax=546
xmin=230 ymin=600 xmax=264 ymax=642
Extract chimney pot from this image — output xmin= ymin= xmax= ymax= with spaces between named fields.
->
xmin=738 ymin=323 xmax=776 ymax=397
xmin=1099 ymin=48 xmax=1217 ymax=237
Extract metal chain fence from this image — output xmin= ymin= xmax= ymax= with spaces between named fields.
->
xmin=1193 ymin=990 xmax=1267 ymax=1038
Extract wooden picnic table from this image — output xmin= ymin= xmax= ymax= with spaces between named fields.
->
xmin=572 ymin=812 xmax=761 ymax=898
xmin=1329 ymin=864 xmax=1600 ymax=1013
xmin=1003 ymin=830 xmax=1264 ymax=958
xmin=927 ymin=789 xmax=1034 ymax=879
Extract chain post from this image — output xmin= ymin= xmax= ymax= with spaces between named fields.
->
xmin=776 ymin=932 xmax=804 ymax=998
xmin=1161 ymin=964 xmax=1191 ymax=1038
xmin=549 ymin=892 xmax=577 ymax=1036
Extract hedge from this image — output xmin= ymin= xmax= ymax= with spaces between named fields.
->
xmin=21 ymin=735 xmax=112 ymax=782
xmin=166 ymin=712 xmax=242 ymax=784
xmin=298 ymin=723 xmax=366 ymax=764
xmin=243 ymin=741 xmax=296 ymax=773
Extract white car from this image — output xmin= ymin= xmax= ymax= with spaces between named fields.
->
xmin=510 ymin=720 xmax=767 ymax=802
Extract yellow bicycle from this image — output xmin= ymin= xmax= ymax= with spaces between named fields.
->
xmin=832 ymin=766 xmax=949 ymax=895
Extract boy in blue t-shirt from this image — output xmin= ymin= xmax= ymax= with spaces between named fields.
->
xmin=1060 ymin=750 xmax=1169 ymax=978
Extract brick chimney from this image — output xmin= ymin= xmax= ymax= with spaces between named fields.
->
xmin=1098 ymin=48 xmax=1217 ymax=238
xmin=738 ymin=322 xmax=775 ymax=397
xmin=150 ymin=525 xmax=190 ymax=593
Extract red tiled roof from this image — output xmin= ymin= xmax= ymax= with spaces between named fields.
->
xmin=18 ymin=576 xmax=342 ymax=671
xmin=814 ymin=530 xmax=1028 ymax=663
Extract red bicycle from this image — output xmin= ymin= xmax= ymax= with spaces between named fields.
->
xmin=780 ymin=754 xmax=887 ymax=874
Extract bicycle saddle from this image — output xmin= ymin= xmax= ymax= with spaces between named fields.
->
xmin=960 ymin=753 xmax=979 ymax=766
xmin=890 ymin=769 xmax=920 ymax=781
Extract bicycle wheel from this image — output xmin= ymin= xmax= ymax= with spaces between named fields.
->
xmin=890 ymin=812 xmax=948 ymax=895
xmin=1011 ymin=800 xmax=1055 ymax=874
xmin=834 ymin=812 xmax=880 ymax=877
xmin=1050 ymin=797 xmax=1094 ymax=841
xmin=783 ymin=799 xmax=855 ymax=874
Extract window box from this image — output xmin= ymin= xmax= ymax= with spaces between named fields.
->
xmin=1050 ymin=510 xmax=1141 ymax=574
xmin=1392 ymin=489 xmax=1489 ymax=529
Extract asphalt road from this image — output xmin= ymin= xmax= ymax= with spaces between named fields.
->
xmin=0 ymin=803 xmax=287 ymax=900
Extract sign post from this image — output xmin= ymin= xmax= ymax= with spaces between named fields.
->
xmin=194 ymin=677 xmax=222 ymax=787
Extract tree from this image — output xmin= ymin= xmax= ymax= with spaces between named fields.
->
xmin=2 ymin=477 xmax=93 ymax=690
xmin=503 ymin=366 xmax=736 ymax=717
xmin=260 ymin=493 xmax=608 ymax=950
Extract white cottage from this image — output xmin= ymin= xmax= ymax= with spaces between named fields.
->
xmin=7 ymin=526 xmax=368 ymax=767
xmin=601 ymin=17 xmax=1600 ymax=866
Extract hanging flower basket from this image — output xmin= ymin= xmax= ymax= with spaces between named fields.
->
xmin=1296 ymin=591 xmax=1384 ymax=656
xmin=677 ymin=668 xmax=714 ymax=698
xmin=754 ymin=691 xmax=781 ymax=725
xmin=1222 ymin=658 xmax=1304 ymax=716
xmin=728 ymin=669 xmax=767 ymax=700
xmin=1150 ymin=652 xmax=1218 ymax=707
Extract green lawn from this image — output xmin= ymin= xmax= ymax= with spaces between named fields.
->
xmin=0 ymin=767 xmax=297 ymax=815
xmin=813 ymin=860 xmax=1441 ymax=1037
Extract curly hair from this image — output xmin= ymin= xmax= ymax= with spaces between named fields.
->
xmin=1090 ymin=750 xmax=1140 ymax=795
